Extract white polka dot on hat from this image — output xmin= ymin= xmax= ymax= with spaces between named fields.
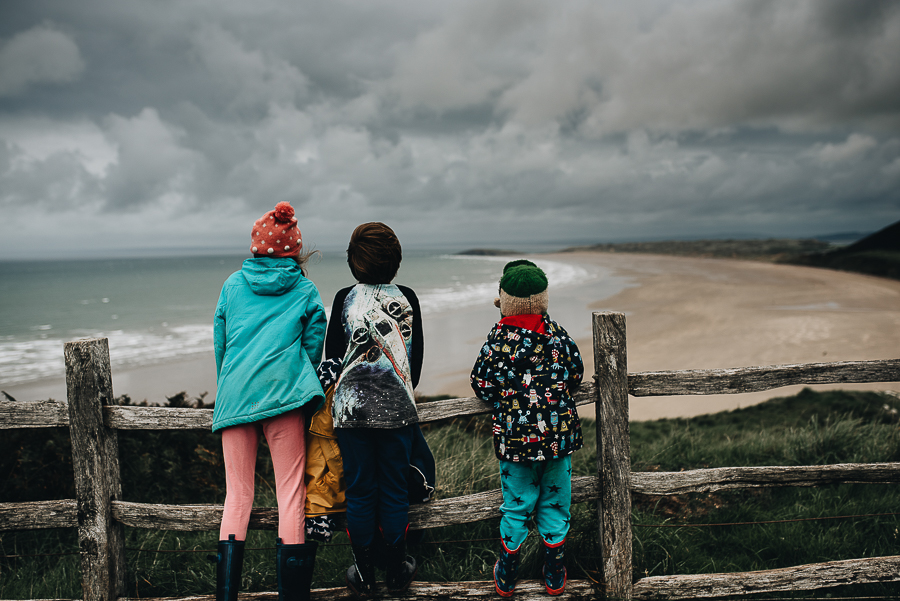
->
xmin=250 ymin=202 xmax=302 ymax=257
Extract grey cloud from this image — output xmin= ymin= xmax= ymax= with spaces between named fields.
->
xmin=189 ymin=24 xmax=310 ymax=116
xmin=0 ymin=25 xmax=85 ymax=97
xmin=102 ymin=108 xmax=204 ymax=210
xmin=0 ymin=145 xmax=103 ymax=212
xmin=389 ymin=1 xmax=900 ymax=134
xmin=816 ymin=0 xmax=895 ymax=37
xmin=0 ymin=0 xmax=897 ymax=258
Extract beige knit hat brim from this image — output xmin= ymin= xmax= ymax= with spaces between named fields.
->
xmin=499 ymin=288 xmax=549 ymax=317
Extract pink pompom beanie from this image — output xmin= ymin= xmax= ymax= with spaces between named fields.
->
xmin=250 ymin=202 xmax=302 ymax=257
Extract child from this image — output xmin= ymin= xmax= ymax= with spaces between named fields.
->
xmin=303 ymin=358 xmax=346 ymax=545
xmin=212 ymin=201 xmax=326 ymax=601
xmin=324 ymin=222 xmax=424 ymax=598
xmin=470 ymin=260 xmax=584 ymax=597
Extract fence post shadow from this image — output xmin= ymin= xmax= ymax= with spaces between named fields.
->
xmin=65 ymin=338 xmax=126 ymax=601
xmin=593 ymin=311 xmax=633 ymax=599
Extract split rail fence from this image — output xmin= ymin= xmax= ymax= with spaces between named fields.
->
xmin=1 ymin=311 xmax=899 ymax=600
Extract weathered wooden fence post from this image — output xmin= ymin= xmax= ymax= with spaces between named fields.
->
xmin=65 ymin=338 xmax=125 ymax=601
xmin=593 ymin=312 xmax=633 ymax=599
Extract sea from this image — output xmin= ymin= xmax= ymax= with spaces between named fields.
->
xmin=0 ymin=250 xmax=619 ymax=392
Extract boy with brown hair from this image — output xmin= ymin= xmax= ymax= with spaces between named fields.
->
xmin=324 ymin=222 xmax=424 ymax=598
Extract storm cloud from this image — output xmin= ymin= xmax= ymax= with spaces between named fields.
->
xmin=0 ymin=0 xmax=898 ymax=257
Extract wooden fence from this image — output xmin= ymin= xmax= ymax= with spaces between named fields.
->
xmin=1 ymin=311 xmax=899 ymax=600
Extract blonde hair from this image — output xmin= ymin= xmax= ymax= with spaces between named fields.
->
xmin=252 ymin=248 xmax=320 ymax=277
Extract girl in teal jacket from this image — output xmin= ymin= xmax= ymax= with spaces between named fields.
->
xmin=212 ymin=202 xmax=326 ymax=601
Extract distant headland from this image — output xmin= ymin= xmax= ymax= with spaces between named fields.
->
xmin=458 ymin=219 xmax=900 ymax=281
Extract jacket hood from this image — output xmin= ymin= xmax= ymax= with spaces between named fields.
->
xmin=241 ymin=257 xmax=302 ymax=296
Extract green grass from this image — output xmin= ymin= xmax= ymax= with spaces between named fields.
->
xmin=3 ymin=389 xmax=900 ymax=598
xmin=627 ymin=389 xmax=900 ymax=598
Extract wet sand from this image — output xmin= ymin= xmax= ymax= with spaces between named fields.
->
xmin=6 ymin=252 xmax=899 ymax=421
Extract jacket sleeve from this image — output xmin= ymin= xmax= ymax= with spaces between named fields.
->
xmin=324 ymin=287 xmax=351 ymax=361
xmin=213 ymin=285 xmax=227 ymax=377
xmin=398 ymin=285 xmax=424 ymax=389
xmin=559 ymin=326 xmax=584 ymax=393
xmin=302 ymin=288 xmax=328 ymax=366
xmin=470 ymin=335 xmax=501 ymax=404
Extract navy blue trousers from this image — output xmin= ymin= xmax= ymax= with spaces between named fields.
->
xmin=336 ymin=425 xmax=414 ymax=546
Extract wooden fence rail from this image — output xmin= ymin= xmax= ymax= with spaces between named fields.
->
xmin=1 ymin=312 xmax=899 ymax=600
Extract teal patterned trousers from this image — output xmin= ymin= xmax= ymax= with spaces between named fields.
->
xmin=498 ymin=455 xmax=572 ymax=550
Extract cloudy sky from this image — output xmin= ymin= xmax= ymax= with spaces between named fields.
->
xmin=1 ymin=0 xmax=899 ymax=258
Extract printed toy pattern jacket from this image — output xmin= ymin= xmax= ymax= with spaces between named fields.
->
xmin=470 ymin=314 xmax=584 ymax=462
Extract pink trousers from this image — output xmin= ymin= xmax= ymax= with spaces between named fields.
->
xmin=220 ymin=409 xmax=306 ymax=544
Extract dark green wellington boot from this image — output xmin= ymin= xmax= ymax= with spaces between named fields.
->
xmin=212 ymin=534 xmax=245 ymax=601
xmin=543 ymin=539 xmax=567 ymax=596
xmin=276 ymin=537 xmax=319 ymax=601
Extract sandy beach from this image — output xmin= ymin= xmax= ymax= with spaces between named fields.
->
xmin=5 ymin=252 xmax=899 ymax=421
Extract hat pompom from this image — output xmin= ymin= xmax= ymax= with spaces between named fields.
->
xmin=273 ymin=202 xmax=295 ymax=223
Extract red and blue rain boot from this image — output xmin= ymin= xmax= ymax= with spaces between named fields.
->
xmin=543 ymin=539 xmax=567 ymax=596
xmin=493 ymin=539 xmax=519 ymax=597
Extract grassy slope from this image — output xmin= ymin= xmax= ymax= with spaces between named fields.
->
xmin=3 ymin=389 xmax=900 ymax=598
xmin=789 ymin=249 xmax=900 ymax=280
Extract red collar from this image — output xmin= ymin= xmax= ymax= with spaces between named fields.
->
xmin=499 ymin=314 xmax=547 ymax=334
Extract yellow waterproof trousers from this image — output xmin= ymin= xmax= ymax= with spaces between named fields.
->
xmin=304 ymin=385 xmax=346 ymax=516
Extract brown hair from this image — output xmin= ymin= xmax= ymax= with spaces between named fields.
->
xmin=347 ymin=222 xmax=402 ymax=284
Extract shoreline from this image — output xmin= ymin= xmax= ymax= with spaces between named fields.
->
xmin=5 ymin=251 xmax=899 ymax=421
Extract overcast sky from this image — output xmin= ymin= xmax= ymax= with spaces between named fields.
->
xmin=1 ymin=0 xmax=899 ymax=258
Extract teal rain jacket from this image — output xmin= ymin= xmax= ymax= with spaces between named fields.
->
xmin=213 ymin=257 xmax=327 ymax=432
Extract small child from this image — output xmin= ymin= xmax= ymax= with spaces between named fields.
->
xmin=303 ymin=358 xmax=347 ymax=544
xmin=212 ymin=201 xmax=326 ymax=601
xmin=324 ymin=222 xmax=424 ymax=598
xmin=470 ymin=260 xmax=584 ymax=597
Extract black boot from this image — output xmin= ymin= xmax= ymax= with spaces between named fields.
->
xmin=276 ymin=537 xmax=318 ymax=601
xmin=211 ymin=534 xmax=244 ymax=601
xmin=346 ymin=543 xmax=377 ymax=599
xmin=384 ymin=536 xmax=417 ymax=594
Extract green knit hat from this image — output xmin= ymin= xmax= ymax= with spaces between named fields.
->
xmin=502 ymin=259 xmax=537 ymax=274
xmin=497 ymin=262 xmax=549 ymax=316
